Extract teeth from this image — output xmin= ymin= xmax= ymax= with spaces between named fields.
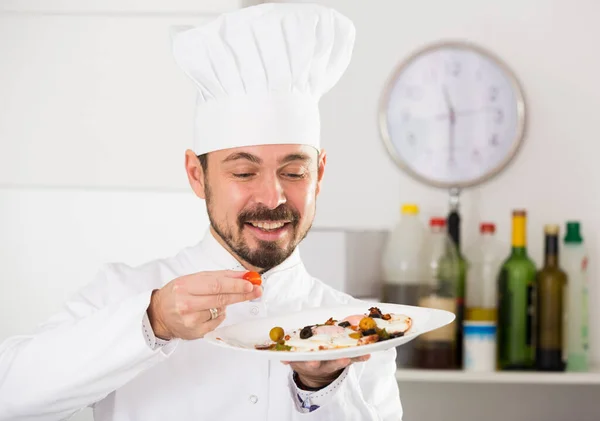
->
xmin=250 ymin=221 xmax=286 ymax=230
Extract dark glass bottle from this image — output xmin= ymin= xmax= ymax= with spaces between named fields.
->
xmin=536 ymin=224 xmax=567 ymax=371
xmin=447 ymin=208 xmax=467 ymax=369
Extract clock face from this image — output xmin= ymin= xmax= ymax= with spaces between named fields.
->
xmin=379 ymin=42 xmax=525 ymax=188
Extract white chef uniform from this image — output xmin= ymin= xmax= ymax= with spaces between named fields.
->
xmin=0 ymin=3 xmax=404 ymax=421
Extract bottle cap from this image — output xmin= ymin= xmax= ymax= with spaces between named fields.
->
xmin=401 ymin=204 xmax=419 ymax=215
xmin=544 ymin=224 xmax=560 ymax=235
xmin=430 ymin=217 xmax=446 ymax=227
xmin=512 ymin=209 xmax=527 ymax=217
xmin=564 ymin=221 xmax=583 ymax=243
xmin=480 ymin=222 xmax=495 ymax=233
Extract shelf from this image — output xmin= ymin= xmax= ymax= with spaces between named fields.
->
xmin=395 ymin=368 xmax=600 ymax=385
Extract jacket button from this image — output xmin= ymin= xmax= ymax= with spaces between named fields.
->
xmin=249 ymin=395 xmax=258 ymax=404
xmin=250 ymin=306 xmax=259 ymax=315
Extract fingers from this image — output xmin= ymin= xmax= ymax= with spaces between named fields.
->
xmin=196 ymin=311 xmax=227 ymax=338
xmin=180 ymin=287 xmax=262 ymax=312
xmin=351 ymin=354 xmax=371 ymax=363
xmin=285 ymin=355 xmax=371 ymax=372
xmin=199 ymin=306 xmax=226 ymax=323
xmin=183 ymin=271 xmax=255 ymax=296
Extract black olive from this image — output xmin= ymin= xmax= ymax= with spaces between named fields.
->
xmin=363 ymin=329 xmax=377 ymax=336
xmin=337 ymin=321 xmax=351 ymax=328
xmin=390 ymin=331 xmax=405 ymax=338
xmin=300 ymin=326 xmax=314 ymax=339
xmin=368 ymin=307 xmax=384 ymax=318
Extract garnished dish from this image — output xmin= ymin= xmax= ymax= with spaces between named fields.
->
xmin=254 ymin=307 xmax=412 ymax=352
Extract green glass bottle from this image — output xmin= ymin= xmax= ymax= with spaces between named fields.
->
xmin=497 ymin=210 xmax=537 ymax=370
xmin=536 ymin=224 xmax=567 ymax=371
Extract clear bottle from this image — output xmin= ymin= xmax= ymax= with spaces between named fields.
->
xmin=415 ymin=217 xmax=460 ymax=369
xmin=382 ymin=203 xmax=427 ymax=367
xmin=562 ymin=221 xmax=589 ymax=372
xmin=464 ymin=222 xmax=505 ymax=372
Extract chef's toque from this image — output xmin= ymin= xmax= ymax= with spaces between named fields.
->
xmin=171 ymin=3 xmax=355 ymax=156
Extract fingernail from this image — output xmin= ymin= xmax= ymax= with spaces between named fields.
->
xmin=243 ymin=282 xmax=253 ymax=292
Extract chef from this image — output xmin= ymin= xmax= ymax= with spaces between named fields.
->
xmin=0 ymin=3 xmax=403 ymax=421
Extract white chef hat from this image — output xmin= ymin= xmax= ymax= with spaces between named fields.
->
xmin=171 ymin=3 xmax=355 ymax=156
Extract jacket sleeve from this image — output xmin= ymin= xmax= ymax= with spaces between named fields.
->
xmin=0 ymin=264 xmax=179 ymax=421
xmin=287 ymin=347 xmax=403 ymax=420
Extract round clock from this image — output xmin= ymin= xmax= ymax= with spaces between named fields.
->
xmin=379 ymin=41 xmax=526 ymax=189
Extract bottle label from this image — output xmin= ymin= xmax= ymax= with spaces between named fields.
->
xmin=497 ymin=268 xmax=509 ymax=350
xmin=464 ymin=321 xmax=496 ymax=372
xmin=582 ymin=256 xmax=589 ymax=351
xmin=418 ymin=295 xmax=457 ymax=342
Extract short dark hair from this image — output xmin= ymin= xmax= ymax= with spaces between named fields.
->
xmin=197 ymin=154 xmax=208 ymax=173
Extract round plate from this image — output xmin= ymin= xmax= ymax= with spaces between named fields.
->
xmin=204 ymin=302 xmax=455 ymax=361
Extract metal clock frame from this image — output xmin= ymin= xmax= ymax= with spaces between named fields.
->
xmin=378 ymin=40 xmax=527 ymax=189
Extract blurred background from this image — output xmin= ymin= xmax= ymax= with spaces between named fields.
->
xmin=1 ymin=0 xmax=599 ymax=420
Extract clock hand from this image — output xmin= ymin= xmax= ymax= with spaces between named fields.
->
xmin=442 ymin=85 xmax=456 ymax=165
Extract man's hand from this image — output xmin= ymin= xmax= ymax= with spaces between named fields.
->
xmin=283 ymin=355 xmax=371 ymax=389
xmin=147 ymin=270 xmax=262 ymax=340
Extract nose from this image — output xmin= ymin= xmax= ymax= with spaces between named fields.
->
xmin=253 ymin=173 xmax=286 ymax=209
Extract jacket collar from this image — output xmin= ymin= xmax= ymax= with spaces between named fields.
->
xmin=195 ymin=228 xmax=304 ymax=279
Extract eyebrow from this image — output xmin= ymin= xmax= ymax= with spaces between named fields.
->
xmin=279 ymin=153 xmax=312 ymax=165
xmin=222 ymin=152 xmax=262 ymax=164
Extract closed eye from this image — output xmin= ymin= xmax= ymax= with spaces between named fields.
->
xmin=233 ymin=173 xmax=255 ymax=179
xmin=283 ymin=173 xmax=307 ymax=179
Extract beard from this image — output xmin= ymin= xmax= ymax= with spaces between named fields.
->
xmin=204 ymin=183 xmax=313 ymax=271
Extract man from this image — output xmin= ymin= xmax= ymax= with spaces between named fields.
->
xmin=0 ymin=3 xmax=403 ymax=420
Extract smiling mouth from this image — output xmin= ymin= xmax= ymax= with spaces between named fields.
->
xmin=245 ymin=221 xmax=291 ymax=232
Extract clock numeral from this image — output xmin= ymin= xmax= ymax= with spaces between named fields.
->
xmin=446 ymin=61 xmax=461 ymax=77
xmin=489 ymin=86 xmax=499 ymax=102
xmin=401 ymin=111 xmax=411 ymax=122
xmin=407 ymin=132 xmax=416 ymax=146
xmin=495 ymin=109 xmax=504 ymax=124
xmin=490 ymin=133 xmax=499 ymax=146
xmin=472 ymin=149 xmax=481 ymax=160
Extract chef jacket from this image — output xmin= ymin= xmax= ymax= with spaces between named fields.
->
xmin=0 ymin=231 xmax=403 ymax=420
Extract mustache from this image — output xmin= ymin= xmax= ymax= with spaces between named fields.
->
xmin=238 ymin=204 xmax=300 ymax=228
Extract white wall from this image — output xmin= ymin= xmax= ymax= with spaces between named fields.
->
xmin=277 ymin=0 xmax=600 ymax=363
xmin=275 ymin=1 xmax=600 ymax=420
xmin=2 ymin=0 xmax=600 ymax=420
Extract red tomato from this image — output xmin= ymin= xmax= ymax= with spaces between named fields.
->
xmin=243 ymin=271 xmax=262 ymax=286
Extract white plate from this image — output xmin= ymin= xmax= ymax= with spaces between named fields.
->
xmin=204 ymin=302 xmax=455 ymax=361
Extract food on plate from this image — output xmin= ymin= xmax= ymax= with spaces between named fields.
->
xmin=243 ymin=271 xmax=262 ymax=286
xmin=269 ymin=327 xmax=284 ymax=342
xmin=255 ymin=307 xmax=412 ymax=352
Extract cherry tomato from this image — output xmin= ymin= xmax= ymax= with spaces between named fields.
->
xmin=243 ymin=271 xmax=262 ymax=286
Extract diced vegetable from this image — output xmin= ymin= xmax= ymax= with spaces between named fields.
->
xmin=359 ymin=317 xmax=377 ymax=331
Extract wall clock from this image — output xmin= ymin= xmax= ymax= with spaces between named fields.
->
xmin=379 ymin=41 xmax=526 ymax=189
